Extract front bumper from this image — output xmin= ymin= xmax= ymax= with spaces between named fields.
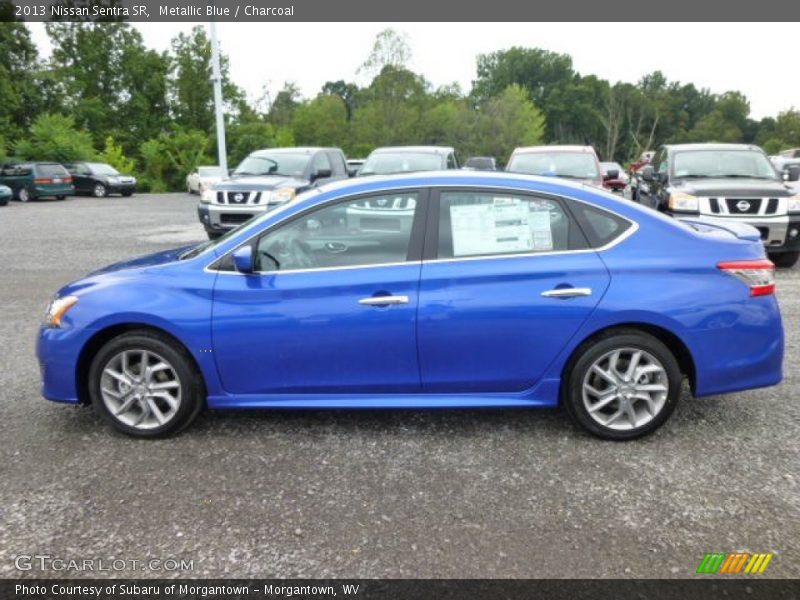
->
xmin=36 ymin=325 xmax=95 ymax=404
xmin=107 ymin=182 xmax=136 ymax=194
xmin=671 ymin=212 xmax=800 ymax=253
xmin=197 ymin=203 xmax=269 ymax=233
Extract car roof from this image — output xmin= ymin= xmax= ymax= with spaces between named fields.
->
xmin=665 ymin=143 xmax=764 ymax=152
xmin=511 ymin=145 xmax=597 ymax=154
xmin=370 ymin=146 xmax=454 ymax=155
xmin=251 ymin=147 xmax=340 ymax=155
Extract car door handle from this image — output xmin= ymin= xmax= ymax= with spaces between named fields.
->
xmin=541 ymin=287 xmax=592 ymax=298
xmin=358 ymin=295 xmax=409 ymax=306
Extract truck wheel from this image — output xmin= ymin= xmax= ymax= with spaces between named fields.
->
xmin=770 ymin=252 xmax=799 ymax=269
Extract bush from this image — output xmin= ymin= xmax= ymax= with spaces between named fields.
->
xmin=14 ymin=113 xmax=96 ymax=162
xmin=98 ymin=136 xmax=136 ymax=175
xmin=139 ymin=129 xmax=212 ymax=192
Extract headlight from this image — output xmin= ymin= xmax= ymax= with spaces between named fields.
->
xmin=44 ymin=296 xmax=78 ymax=328
xmin=668 ymin=191 xmax=699 ymax=212
xmin=266 ymin=188 xmax=296 ymax=204
xmin=787 ymin=194 xmax=800 ymax=213
xmin=201 ymin=188 xmax=215 ymax=204
xmin=108 ymin=176 xmax=120 ymax=183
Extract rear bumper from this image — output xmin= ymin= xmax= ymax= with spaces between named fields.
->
xmin=35 ymin=184 xmax=74 ymax=197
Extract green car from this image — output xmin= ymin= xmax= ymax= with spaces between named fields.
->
xmin=0 ymin=162 xmax=74 ymax=202
xmin=0 ymin=184 xmax=11 ymax=205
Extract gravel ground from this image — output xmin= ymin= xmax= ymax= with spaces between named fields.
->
xmin=0 ymin=193 xmax=798 ymax=579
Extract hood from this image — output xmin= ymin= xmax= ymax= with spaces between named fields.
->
xmin=214 ymin=174 xmax=308 ymax=191
xmin=673 ymin=178 xmax=792 ymax=197
xmin=87 ymin=244 xmax=196 ymax=277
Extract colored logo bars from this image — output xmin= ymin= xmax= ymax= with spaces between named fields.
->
xmin=696 ymin=552 xmax=774 ymax=574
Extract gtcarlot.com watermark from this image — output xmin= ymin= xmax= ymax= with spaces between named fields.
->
xmin=14 ymin=554 xmax=194 ymax=572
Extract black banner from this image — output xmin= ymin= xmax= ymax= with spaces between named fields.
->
xmin=2 ymin=0 xmax=799 ymax=22
xmin=4 ymin=579 xmax=800 ymax=600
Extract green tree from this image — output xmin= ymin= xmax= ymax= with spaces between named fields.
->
xmin=268 ymin=82 xmax=302 ymax=127
xmin=0 ymin=22 xmax=41 ymax=140
xmin=98 ymin=136 xmax=136 ymax=174
xmin=15 ymin=113 xmax=95 ymax=162
xmin=359 ymin=28 xmax=411 ymax=77
xmin=226 ymin=119 xmax=295 ymax=166
xmin=473 ymin=85 xmax=545 ymax=161
xmin=138 ymin=129 xmax=212 ymax=192
xmin=291 ymin=94 xmax=349 ymax=148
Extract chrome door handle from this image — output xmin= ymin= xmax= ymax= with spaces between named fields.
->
xmin=541 ymin=287 xmax=592 ymax=298
xmin=358 ymin=295 xmax=410 ymax=306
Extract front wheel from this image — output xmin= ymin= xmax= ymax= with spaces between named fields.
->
xmin=93 ymin=183 xmax=107 ymax=198
xmin=769 ymin=251 xmax=799 ymax=269
xmin=563 ymin=330 xmax=682 ymax=440
xmin=56 ymin=195 xmax=66 ymax=200
xmin=121 ymin=191 xmax=133 ymax=197
xmin=88 ymin=332 xmax=205 ymax=437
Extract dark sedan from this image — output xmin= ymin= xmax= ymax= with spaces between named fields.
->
xmin=64 ymin=162 xmax=136 ymax=198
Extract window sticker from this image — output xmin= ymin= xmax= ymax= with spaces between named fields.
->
xmin=450 ymin=198 xmax=553 ymax=257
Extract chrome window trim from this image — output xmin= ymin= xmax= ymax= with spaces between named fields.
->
xmin=204 ymin=183 xmax=638 ymax=277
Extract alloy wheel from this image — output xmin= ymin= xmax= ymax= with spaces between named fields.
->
xmin=581 ymin=347 xmax=669 ymax=431
xmin=94 ymin=183 xmax=107 ymax=197
xmin=100 ymin=349 xmax=182 ymax=430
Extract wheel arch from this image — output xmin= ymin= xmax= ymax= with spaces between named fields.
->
xmin=561 ymin=322 xmax=697 ymax=396
xmin=75 ymin=323 xmax=206 ymax=404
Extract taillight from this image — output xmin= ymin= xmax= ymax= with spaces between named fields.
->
xmin=63 ymin=176 xmax=73 ymax=184
xmin=718 ymin=260 xmax=775 ymax=296
xmin=33 ymin=178 xmax=52 ymax=184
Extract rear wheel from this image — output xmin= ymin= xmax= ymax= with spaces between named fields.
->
xmin=93 ymin=183 xmax=107 ymax=198
xmin=564 ymin=330 xmax=682 ymax=440
xmin=56 ymin=195 xmax=66 ymax=200
xmin=88 ymin=332 xmax=205 ymax=437
xmin=17 ymin=187 xmax=31 ymax=202
xmin=770 ymin=251 xmax=799 ymax=269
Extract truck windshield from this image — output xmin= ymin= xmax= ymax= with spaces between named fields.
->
xmin=233 ymin=153 xmax=310 ymax=178
xmin=673 ymin=150 xmax=778 ymax=180
xmin=506 ymin=152 xmax=599 ymax=180
xmin=360 ymin=152 xmax=442 ymax=175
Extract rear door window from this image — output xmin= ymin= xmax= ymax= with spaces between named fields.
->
xmin=36 ymin=164 xmax=69 ymax=178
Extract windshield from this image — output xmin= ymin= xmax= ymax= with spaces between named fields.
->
xmin=179 ymin=188 xmax=322 ymax=260
xmin=198 ymin=166 xmax=225 ymax=177
xmin=672 ymin=150 xmax=778 ymax=180
xmin=507 ymin=152 xmax=600 ymax=179
xmin=233 ymin=152 xmax=310 ymax=177
xmin=87 ymin=163 xmax=120 ymax=176
xmin=360 ymin=152 xmax=442 ymax=175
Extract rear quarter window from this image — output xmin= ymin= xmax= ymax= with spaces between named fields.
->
xmin=570 ymin=202 xmax=633 ymax=248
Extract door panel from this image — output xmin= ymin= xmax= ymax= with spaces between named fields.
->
xmin=418 ymin=253 xmax=609 ymax=392
xmin=212 ymin=265 xmax=422 ymax=395
xmin=417 ymin=189 xmax=610 ymax=393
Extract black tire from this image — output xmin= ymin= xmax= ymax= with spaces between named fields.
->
xmin=770 ymin=251 xmax=799 ymax=269
xmin=56 ymin=195 xmax=66 ymax=200
xmin=122 ymin=191 xmax=133 ymax=197
xmin=17 ymin=187 xmax=31 ymax=202
xmin=93 ymin=183 xmax=107 ymax=198
xmin=563 ymin=329 xmax=682 ymax=441
xmin=206 ymin=231 xmax=222 ymax=240
xmin=88 ymin=331 xmax=205 ymax=438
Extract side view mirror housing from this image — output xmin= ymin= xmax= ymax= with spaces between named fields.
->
xmin=786 ymin=165 xmax=800 ymax=182
xmin=312 ymin=168 xmax=332 ymax=181
xmin=604 ymin=169 xmax=619 ymax=180
xmin=640 ymin=165 xmax=655 ymax=182
xmin=232 ymin=246 xmax=254 ymax=274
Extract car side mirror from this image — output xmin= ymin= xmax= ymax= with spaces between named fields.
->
xmin=232 ymin=246 xmax=254 ymax=274
xmin=604 ymin=169 xmax=619 ymax=180
xmin=641 ymin=165 xmax=655 ymax=182
xmin=786 ymin=165 xmax=800 ymax=182
xmin=312 ymin=168 xmax=332 ymax=181
xmin=347 ymin=167 xmax=359 ymax=177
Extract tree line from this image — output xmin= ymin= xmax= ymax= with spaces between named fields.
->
xmin=0 ymin=23 xmax=798 ymax=192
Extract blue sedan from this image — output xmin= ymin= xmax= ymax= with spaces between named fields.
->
xmin=37 ymin=172 xmax=783 ymax=440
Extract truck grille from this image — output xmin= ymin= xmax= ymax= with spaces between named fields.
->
xmin=708 ymin=198 xmax=780 ymax=215
xmin=217 ymin=191 xmax=262 ymax=205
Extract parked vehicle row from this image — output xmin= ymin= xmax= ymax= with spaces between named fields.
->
xmin=0 ymin=161 xmax=137 ymax=204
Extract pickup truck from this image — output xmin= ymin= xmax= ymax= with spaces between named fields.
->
xmin=198 ymin=147 xmax=349 ymax=239
xmin=636 ymin=143 xmax=800 ymax=267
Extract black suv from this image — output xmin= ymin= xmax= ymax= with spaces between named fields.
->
xmin=198 ymin=147 xmax=349 ymax=239
xmin=64 ymin=162 xmax=136 ymax=197
xmin=635 ymin=143 xmax=800 ymax=267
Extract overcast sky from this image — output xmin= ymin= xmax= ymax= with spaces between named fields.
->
xmin=28 ymin=22 xmax=799 ymax=120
